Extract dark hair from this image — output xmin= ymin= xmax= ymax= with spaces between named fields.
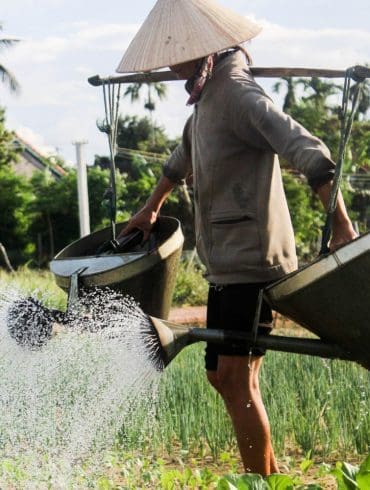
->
xmin=235 ymin=45 xmax=253 ymax=65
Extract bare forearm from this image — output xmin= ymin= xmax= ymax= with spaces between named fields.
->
xmin=316 ymin=181 xmax=351 ymax=226
xmin=145 ymin=175 xmax=175 ymax=214
xmin=120 ymin=175 xmax=175 ymax=239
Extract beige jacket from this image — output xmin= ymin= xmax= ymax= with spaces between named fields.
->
xmin=164 ymin=50 xmax=335 ymax=284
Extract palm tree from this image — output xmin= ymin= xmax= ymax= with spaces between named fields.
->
xmin=296 ymin=77 xmax=342 ymax=112
xmin=0 ymin=24 xmax=20 ymax=94
xmin=123 ymin=82 xmax=167 ymax=144
xmin=272 ymin=76 xmax=298 ymax=113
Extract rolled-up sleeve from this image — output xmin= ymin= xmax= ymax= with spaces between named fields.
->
xmin=229 ymin=82 xmax=335 ymax=190
xmin=163 ymin=115 xmax=193 ymax=184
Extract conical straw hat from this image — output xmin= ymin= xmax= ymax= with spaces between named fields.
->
xmin=116 ymin=0 xmax=262 ymax=73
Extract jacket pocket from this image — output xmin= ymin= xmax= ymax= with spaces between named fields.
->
xmin=209 ymin=211 xmax=261 ymax=272
xmin=211 ymin=215 xmax=252 ymax=225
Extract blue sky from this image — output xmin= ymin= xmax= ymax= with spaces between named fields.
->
xmin=1 ymin=0 xmax=369 ymax=165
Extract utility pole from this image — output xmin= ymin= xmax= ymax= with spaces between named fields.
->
xmin=73 ymin=140 xmax=90 ymax=237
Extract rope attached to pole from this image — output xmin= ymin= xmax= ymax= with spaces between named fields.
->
xmin=320 ymin=67 xmax=366 ymax=254
xmin=100 ymin=80 xmax=122 ymax=240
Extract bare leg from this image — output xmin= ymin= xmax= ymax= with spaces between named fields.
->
xmin=207 ymin=355 xmax=278 ymax=475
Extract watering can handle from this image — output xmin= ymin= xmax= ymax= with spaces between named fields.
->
xmin=111 ymin=229 xmax=144 ymax=253
xmin=95 ymin=229 xmax=144 ymax=255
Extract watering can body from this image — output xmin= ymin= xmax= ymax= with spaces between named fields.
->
xmin=50 ymin=216 xmax=183 ymax=319
xmin=264 ymin=232 xmax=370 ymax=366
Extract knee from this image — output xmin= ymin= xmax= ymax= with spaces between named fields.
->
xmin=218 ymin=368 xmax=246 ymax=401
xmin=210 ymin=366 xmax=231 ymax=393
xmin=207 ymin=362 xmax=260 ymax=402
xmin=207 ymin=369 xmax=236 ymax=397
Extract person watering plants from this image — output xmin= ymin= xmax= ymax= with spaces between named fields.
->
xmin=117 ymin=0 xmax=357 ymax=476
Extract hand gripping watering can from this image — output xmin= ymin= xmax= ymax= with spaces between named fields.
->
xmin=49 ymin=216 xmax=184 ymax=320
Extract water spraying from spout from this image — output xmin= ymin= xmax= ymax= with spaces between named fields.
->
xmin=0 ymin=285 xmax=163 ymax=486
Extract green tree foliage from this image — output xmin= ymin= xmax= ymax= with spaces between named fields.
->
xmin=0 ymin=108 xmax=31 ymax=267
xmin=123 ymin=82 xmax=167 ymax=114
xmin=103 ymin=114 xmax=176 ymax=154
xmin=0 ymin=24 xmax=20 ymax=94
xmin=28 ymin=166 xmax=127 ymax=266
xmin=115 ymin=152 xmax=194 ymax=242
xmin=0 ymin=167 xmax=34 ymax=265
xmin=123 ymin=82 xmax=168 ymax=144
xmin=88 ymin=165 xmax=127 ymax=226
xmin=282 ymin=171 xmax=323 ymax=262
xmin=0 ymin=106 xmax=130 ymax=266
xmin=119 ymin=154 xmax=157 ymax=215
xmin=117 ymin=115 xmax=161 ymax=151
xmin=288 ymin=102 xmax=341 ymax=160
xmin=277 ymin=73 xmax=369 ymax=172
xmin=296 ymin=77 xmax=342 ymax=112
xmin=272 ymin=76 xmax=298 ymax=112
xmin=0 ymin=107 xmax=20 ymax=168
xmin=28 ymin=170 xmax=78 ymax=263
xmin=350 ymin=120 xmax=370 ymax=170
xmin=95 ymin=115 xmax=178 ymax=177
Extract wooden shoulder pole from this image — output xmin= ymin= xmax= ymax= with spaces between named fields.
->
xmin=88 ymin=65 xmax=370 ymax=87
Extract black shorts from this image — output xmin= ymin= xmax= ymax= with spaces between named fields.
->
xmin=205 ymin=283 xmax=273 ymax=371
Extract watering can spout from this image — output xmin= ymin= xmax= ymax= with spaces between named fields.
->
xmin=147 ymin=316 xmax=370 ymax=370
xmin=148 ymin=317 xmax=193 ymax=367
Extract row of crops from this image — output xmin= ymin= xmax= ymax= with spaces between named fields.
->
xmin=125 ymin=343 xmax=369 ymax=459
xmin=0 ymin=267 xmax=368 ymax=488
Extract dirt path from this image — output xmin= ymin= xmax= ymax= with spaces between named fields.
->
xmin=169 ymin=305 xmax=207 ymax=325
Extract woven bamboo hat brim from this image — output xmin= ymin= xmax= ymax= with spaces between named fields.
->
xmin=116 ymin=0 xmax=262 ymax=73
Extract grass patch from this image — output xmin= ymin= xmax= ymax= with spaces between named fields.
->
xmin=172 ymin=257 xmax=208 ymax=306
xmin=0 ymin=266 xmax=67 ymax=311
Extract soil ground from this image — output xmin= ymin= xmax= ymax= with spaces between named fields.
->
xmin=169 ymin=305 xmax=207 ymax=325
xmin=169 ymin=306 xmax=304 ymax=335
